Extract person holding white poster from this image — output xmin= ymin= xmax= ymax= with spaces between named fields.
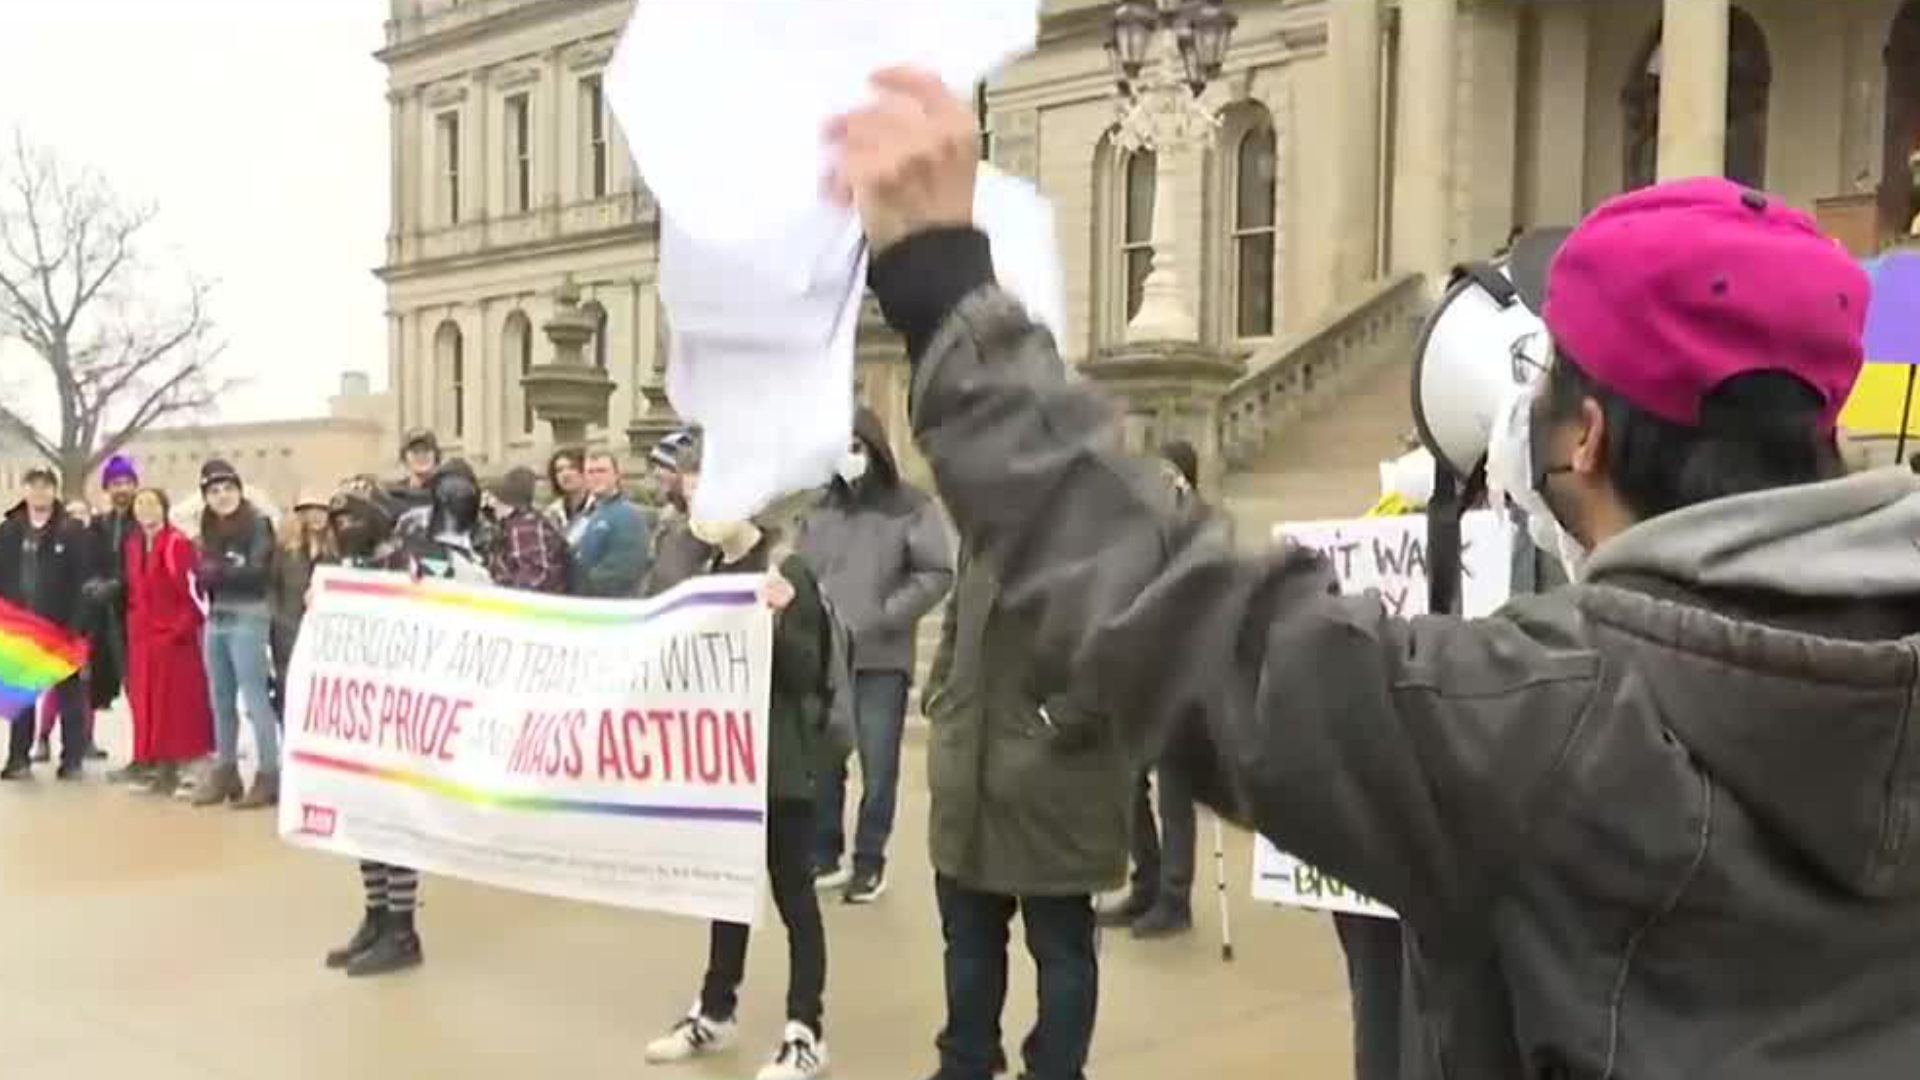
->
xmin=640 ymin=438 xmax=835 ymax=1080
xmin=834 ymin=70 xmax=1920 ymax=1079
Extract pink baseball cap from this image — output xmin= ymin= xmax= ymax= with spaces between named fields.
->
xmin=1542 ymin=177 xmax=1869 ymax=432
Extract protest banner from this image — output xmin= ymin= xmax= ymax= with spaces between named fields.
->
xmin=1250 ymin=510 xmax=1512 ymax=919
xmin=278 ymin=567 xmax=773 ymax=926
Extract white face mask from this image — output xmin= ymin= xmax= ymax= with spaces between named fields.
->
xmin=1485 ymin=379 xmax=1588 ymax=580
xmin=836 ymin=448 xmax=869 ymax=485
xmin=689 ymin=518 xmax=762 ymax=560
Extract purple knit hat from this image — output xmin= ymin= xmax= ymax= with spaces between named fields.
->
xmin=100 ymin=454 xmax=138 ymax=486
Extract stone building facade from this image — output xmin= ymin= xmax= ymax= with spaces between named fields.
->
xmin=378 ymin=0 xmax=1920 ymax=491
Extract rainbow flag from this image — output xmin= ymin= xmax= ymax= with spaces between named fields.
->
xmin=0 ymin=597 xmax=88 ymax=721
xmin=1840 ymin=250 xmax=1920 ymax=437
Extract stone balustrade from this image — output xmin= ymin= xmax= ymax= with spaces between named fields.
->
xmin=1218 ymin=273 xmax=1427 ymax=470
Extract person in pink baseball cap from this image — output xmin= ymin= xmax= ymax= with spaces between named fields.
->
xmin=828 ymin=68 xmax=1920 ymax=1080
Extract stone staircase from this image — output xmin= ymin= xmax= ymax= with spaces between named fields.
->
xmin=1219 ymin=274 xmax=1431 ymax=544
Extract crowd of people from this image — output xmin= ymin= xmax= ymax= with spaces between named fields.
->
xmin=3 ymin=398 xmax=1225 ymax=1079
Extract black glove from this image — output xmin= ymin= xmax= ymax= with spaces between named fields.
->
xmin=197 ymin=557 xmax=226 ymax=589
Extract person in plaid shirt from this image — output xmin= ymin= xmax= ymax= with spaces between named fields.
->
xmin=486 ymin=467 xmax=568 ymax=594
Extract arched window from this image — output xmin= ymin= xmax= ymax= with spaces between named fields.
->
xmin=584 ymin=300 xmax=609 ymax=370
xmin=1122 ymin=149 xmax=1156 ymax=322
xmin=504 ymin=311 xmax=534 ymax=435
xmin=434 ymin=319 xmax=465 ymax=439
xmin=1622 ymin=8 xmax=1772 ymax=192
xmin=1231 ymin=119 xmax=1278 ymax=338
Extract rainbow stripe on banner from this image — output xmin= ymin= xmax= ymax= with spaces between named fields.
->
xmin=320 ymin=574 xmax=758 ymax=626
xmin=0 ymin=597 xmax=88 ymax=721
xmin=289 ymin=750 xmax=764 ymax=824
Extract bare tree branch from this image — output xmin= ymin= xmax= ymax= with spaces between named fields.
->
xmin=0 ymin=129 xmax=224 ymax=497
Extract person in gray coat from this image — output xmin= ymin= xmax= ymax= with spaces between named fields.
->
xmin=798 ymin=405 xmax=954 ymax=904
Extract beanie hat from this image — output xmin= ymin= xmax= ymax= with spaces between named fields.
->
xmin=199 ymin=458 xmax=241 ymax=492
xmin=101 ymin=455 xmax=138 ymax=487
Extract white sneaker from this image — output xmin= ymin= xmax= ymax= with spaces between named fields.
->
xmin=813 ymin=864 xmax=852 ymax=891
xmin=755 ymin=1022 xmax=829 ymax=1080
xmin=643 ymin=1011 xmax=737 ymax=1064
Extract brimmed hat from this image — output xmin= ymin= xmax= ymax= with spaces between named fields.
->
xmin=1542 ymin=177 xmax=1869 ymax=432
xmin=293 ymin=490 xmax=330 ymax=512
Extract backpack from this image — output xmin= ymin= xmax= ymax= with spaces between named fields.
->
xmin=814 ymin=586 xmax=858 ymax=765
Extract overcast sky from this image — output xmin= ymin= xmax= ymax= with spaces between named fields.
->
xmin=0 ymin=0 xmax=388 ymax=427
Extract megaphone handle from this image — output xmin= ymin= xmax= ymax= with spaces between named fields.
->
xmin=1427 ymin=464 xmax=1464 ymax=617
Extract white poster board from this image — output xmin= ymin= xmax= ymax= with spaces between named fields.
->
xmin=1251 ymin=510 xmax=1513 ymax=918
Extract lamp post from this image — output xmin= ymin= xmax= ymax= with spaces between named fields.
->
xmin=1106 ymin=0 xmax=1238 ymax=343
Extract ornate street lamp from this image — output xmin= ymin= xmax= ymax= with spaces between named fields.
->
xmin=1105 ymin=0 xmax=1238 ymax=341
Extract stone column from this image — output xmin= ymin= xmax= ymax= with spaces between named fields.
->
xmin=1126 ymin=149 xmax=1200 ymax=342
xmin=1390 ymin=0 xmax=1457 ymax=289
xmin=1329 ymin=0 xmax=1382 ymax=297
xmin=1655 ymin=0 xmax=1729 ymax=181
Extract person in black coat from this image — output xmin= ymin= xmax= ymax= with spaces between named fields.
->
xmin=0 ymin=467 xmax=93 ymax=780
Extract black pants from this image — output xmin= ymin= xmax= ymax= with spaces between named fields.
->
xmin=702 ymin=798 xmax=826 ymax=1036
xmin=1127 ymin=765 xmax=1196 ymax=908
xmin=1335 ymin=913 xmax=1405 ymax=1080
xmin=934 ymin=874 xmax=1098 ymax=1080
xmin=8 ymin=676 xmax=84 ymax=769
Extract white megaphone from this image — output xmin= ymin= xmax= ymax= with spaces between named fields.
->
xmin=1410 ymin=229 xmax=1570 ymax=480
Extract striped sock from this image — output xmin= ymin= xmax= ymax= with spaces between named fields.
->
xmin=360 ymin=862 xmax=390 ymax=909
xmin=385 ymin=868 xmax=420 ymax=914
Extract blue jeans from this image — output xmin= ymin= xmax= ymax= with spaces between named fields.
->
xmin=813 ymin=670 xmax=909 ymax=873
xmin=934 ymin=875 xmax=1098 ymax=1080
xmin=204 ymin=610 xmax=281 ymax=770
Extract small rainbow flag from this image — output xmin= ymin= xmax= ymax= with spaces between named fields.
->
xmin=0 ymin=597 xmax=87 ymax=721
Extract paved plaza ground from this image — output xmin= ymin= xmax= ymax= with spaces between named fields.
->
xmin=0 ymin=711 xmax=1357 ymax=1079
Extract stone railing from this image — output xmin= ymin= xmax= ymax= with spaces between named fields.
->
xmin=1218 ymin=273 xmax=1428 ymax=469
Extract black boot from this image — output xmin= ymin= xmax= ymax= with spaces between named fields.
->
xmin=346 ymin=910 xmax=423 ymax=977
xmin=325 ymin=908 xmax=385 ymax=970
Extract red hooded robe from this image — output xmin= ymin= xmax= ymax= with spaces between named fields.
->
xmin=124 ymin=524 xmax=214 ymax=763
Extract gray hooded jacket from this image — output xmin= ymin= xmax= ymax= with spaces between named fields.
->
xmin=878 ymin=229 xmax=1920 ymax=1080
xmin=796 ymin=406 xmax=954 ymax=676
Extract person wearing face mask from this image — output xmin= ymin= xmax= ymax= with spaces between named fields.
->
xmin=796 ymin=405 xmax=954 ymax=904
xmin=316 ymin=487 xmax=433 ymax=978
xmin=641 ymin=439 xmax=837 ymax=1080
xmin=1102 ymin=441 xmax=1204 ymax=939
xmin=395 ymin=458 xmax=494 ymax=585
xmin=193 ymin=458 xmax=283 ymax=809
xmin=121 ymin=487 xmax=214 ymax=797
xmin=0 ymin=467 xmax=91 ymax=780
xmin=837 ymin=69 xmax=1920 ymax=1077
